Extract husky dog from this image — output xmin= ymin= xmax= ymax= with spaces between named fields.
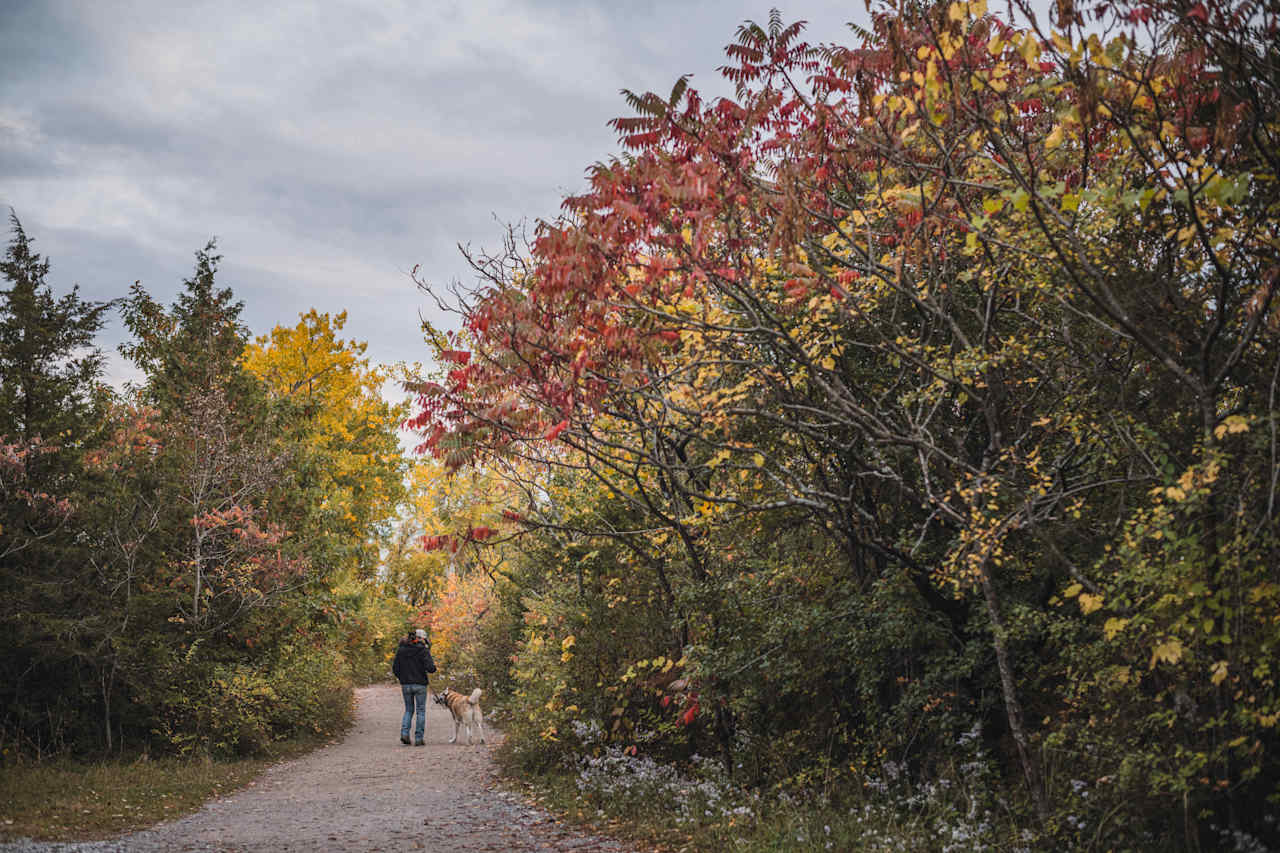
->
xmin=433 ymin=687 xmax=486 ymax=745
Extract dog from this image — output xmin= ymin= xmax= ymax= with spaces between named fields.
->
xmin=433 ymin=687 xmax=486 ymax=745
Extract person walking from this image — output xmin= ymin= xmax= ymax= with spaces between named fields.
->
xmin=392 ymin=628 xmax=436 ymax=745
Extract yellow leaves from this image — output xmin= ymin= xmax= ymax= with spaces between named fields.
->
xmin=1211 ymin=660 xmax=1229 ymax=686
xmin=1104 ymin=617 xmax=1129 ymax=640
xmin=1020 ymin=33 xmax=1041 ymax=66
xmin=245 ymin=307 xmax=405 ymax=549
xmin=1084 ymin=32 xmax=1106 ymax=64
xmin=945 ymin=0 xmax=986 ymax=26
xmin=1045 ymin=125 xmax=1065 ymax=151
xmin=1078 ymin=592 xmax=1103 ymax=615
xmin=1062 ymin=582 xmax=1102 ymax=615
xmin=1248 ymin=582 xmax=1279 ymax=605
xmin=1214 ymin=415 xmax=1251 ymax=440
xmin=560 ymin=634 xmax=576 ymax=662
xmin=1150 ymin=637 xmax=1185 ymax=669
xmin=1157 ymin=458 xmax=1224 ymax=507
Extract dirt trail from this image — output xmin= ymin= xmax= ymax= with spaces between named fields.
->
xmin=53 ymin=685 xmax=633 ymax=852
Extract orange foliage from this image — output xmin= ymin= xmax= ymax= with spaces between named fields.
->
xmin=428 ymin=570 xmax=494 ymax=672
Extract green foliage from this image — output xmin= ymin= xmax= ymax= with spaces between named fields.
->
xmin=0 ymin=213 xmax=112 ymax=444
xmin=0 ymin=213 xmax=114 ymax=756
xmin=327 ymin=578 xmax=415 ymax=684
xmin=152 ymin=646 xmax=353 ymax=758
xmin=495 ymin=534 xmax=685 ymax=774
xmin=0 ymin=217 xmax=408 ymax=763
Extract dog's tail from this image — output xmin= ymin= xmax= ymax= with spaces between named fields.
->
xmin=468 ymin=687 xmax=482 ymax=705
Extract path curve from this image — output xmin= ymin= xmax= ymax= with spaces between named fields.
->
xmin=6 ymin=685 xmax=634 ymax=853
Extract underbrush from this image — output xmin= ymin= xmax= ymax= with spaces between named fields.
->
xmin=498 ymin=720 xmax=1276 ymax=852
xmin=497 ymin=717 xmax=1035 ymax=852
xmin=505 ymin=754 xmax=1027 ymax=852
xmin=166 ymin=649 xmax=353 ymax=757
xmin=0 ymin=729 xmax=339 ymax=843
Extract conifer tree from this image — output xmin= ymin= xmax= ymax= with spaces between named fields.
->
xmin=0 ymin=211 xmax=112 ymax=448
xmin=120 ymin=243 xmax=293 ymax=627
xmin=0 ymin=211 xmax=113 ymax=753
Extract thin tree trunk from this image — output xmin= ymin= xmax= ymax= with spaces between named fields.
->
xmin=102 ymin=664 xmax=114 ymax=753
xmin=193 ymin=528 xmax=203 ymax=621
xmin=978 ymin=560 xmax=1049 ymax=824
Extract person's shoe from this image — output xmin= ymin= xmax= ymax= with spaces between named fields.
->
xmin=414 ymin=739 xmax=425 ymax=746
xmin=400 ymin=735 xmax=411 ymax=745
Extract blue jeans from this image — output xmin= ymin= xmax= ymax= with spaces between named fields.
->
xmin=401 ymin=684 xmax=427 ymax=741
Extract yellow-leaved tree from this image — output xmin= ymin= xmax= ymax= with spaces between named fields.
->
xmin=243 ymin=309 xmax=407 ymax=581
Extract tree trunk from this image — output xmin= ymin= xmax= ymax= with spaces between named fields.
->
xmin=101 ymin=663 xmax=114 ymax=752
xmin=193 ymin=527 xmax=203 ymax=621
xmin=978 ymin=560 xmax=1049 ymax=824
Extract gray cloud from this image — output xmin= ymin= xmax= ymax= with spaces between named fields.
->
xmin=1 ymin=0 xmax=866 ymax=392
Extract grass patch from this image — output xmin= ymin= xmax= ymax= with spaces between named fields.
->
xmin=0 ymin=734 xmax=336 ymax=843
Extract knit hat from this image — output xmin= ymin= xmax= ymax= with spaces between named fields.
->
xmin=415 ymin=628 xmax=427 ymax=640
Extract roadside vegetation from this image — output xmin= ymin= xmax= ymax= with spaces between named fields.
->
xmin=416 ymin=0 xmax=1280 ymax=849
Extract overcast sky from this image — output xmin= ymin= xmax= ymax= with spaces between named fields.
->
xmin=0 ymin=1 xmax=870 ymax=391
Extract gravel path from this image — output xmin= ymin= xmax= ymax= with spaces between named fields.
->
xmin=2 ymin=685 xmax=635 ymax=853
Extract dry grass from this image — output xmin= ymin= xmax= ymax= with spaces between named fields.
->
xmin=0 ymin=738 xmax=327 ymax=843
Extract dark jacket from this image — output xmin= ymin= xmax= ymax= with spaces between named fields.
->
xmin=392 ymin=639 xmax=437 ymax=686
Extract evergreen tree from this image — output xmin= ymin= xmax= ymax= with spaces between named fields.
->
xmin=120 ymin=241 xmax=257 ymax=412
xmin=0 ymin=211 xmax=112 ymax=446
xmin=120 ymin=243 xmax=291 ymax=626
xmin=0 ymin=212 xmax=114 ymax=753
